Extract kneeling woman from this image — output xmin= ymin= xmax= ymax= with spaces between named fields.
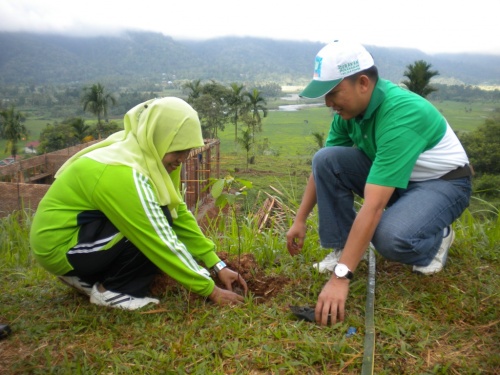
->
xmin=30 ymin=97 xmax=247 ymax=310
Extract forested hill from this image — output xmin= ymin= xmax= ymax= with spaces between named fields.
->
xmin=1 ymin=31 xmax=500 ymax=87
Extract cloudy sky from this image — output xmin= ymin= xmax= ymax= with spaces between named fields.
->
xmin=0 ymin=0 xmax=498 ymax=55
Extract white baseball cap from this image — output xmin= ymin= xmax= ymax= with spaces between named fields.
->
xmin=300 ymin=40 xmax=375 ymax=99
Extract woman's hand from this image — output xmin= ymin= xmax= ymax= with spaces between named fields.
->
xmin=208 ymin=285 xmax=244 ymax=305
xmin=217 ymin=267 xmax=248 ymax=295
xmin=207 ymin=267 xmax=248 ymax=306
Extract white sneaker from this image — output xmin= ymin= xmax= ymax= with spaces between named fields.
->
xmin=58 ymin=276 xmax=93 ymax=296
xmin=413 ymin=226 xmax=455 ymax=275
xmin=313 ymin=243 xmax=374 ymax=274
xmin=313 ymin=249 xmax=341 ymax=273
xmin=90 ymin=284 xmax=159 ymax=310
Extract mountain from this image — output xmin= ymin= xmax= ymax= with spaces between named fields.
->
xmin=1 ymin=31 xmax=499 ymax=87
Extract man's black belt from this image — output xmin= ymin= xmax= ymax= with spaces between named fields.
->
xmin=440 ymin=164 xmax=473 ymax=181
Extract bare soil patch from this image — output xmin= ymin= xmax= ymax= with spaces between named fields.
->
xmin=150 ymin=252 xmax=291 ymax=303
xmin=151 ymin=199 xmax=293 ymax=302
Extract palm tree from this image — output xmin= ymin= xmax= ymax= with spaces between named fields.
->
xmin=183 ymin=79 xmax=203 ymax=103
xmin=228 ymin=83 xmax=247 ymax=142
xmin=0 ymin=106 xmax=28 ymax=160
xmin=244 ymin=88 xmax=268 ymax=139
xmin=237 ymin=127 xmax=253 ymax=170
xmin=401 ymin=60 xmax=439 ymax=98
xmin=68 ymin=117 xmax=90 ymax=142
xmin=81 ymin=83 xmax=116 ymax=137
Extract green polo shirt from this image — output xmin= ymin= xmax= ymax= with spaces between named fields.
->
xmin=325 ymin=79 xmax=450 ymax=188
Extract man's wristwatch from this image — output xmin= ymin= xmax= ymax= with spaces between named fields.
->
xmin=334 ymin=263 xmax=353 ymax=280
xmin=212 ymin=261 xmax=227 ymax=274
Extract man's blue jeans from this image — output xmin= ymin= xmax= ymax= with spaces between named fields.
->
xmin=312 ymin=147 xmax=472 ymax=266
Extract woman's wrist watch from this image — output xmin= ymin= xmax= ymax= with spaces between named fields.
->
xmin=212 ymin=261 xmax=227 ymax=274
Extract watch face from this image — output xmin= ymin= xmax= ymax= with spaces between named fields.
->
xmin=335 ymin=263 xmax=349 ymax=277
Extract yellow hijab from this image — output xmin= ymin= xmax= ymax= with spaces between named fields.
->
xmin=56 ymin=97 xmax=204 ymax=215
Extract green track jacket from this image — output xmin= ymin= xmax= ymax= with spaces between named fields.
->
xmin=30 ymin=157 xmax=220 ymax=297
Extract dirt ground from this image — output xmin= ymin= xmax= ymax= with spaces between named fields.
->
xmin=150 ymin=252 xmax=291 ymax=303
xmin=150 ymin=199 xmax=293 ymax=303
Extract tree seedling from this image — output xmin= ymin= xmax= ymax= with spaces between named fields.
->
xmin=204 ymin=174 xmax=253 ymax=293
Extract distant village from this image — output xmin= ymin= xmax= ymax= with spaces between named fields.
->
xmin=0 ymin=140 xmax=40 ymax=166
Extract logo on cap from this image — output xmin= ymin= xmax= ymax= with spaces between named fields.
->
xmin=313 ymin=56 xmax=323 ymax=78
xmin=338 ymin=60 xmax=361 ymax=76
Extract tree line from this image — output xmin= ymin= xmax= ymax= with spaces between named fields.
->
xmin=182 ymin=80 xmax=269 ymax=169
xmin=0 ymin=80 xmax=271 ymax=169
xmin=1 ymin=61 xmax=499 ymax=199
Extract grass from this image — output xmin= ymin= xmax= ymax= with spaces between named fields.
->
xmin=431 ymin=100 xmax=498 ymax=132
xmin=216 ymin=100 xmax=498 ymax=207
xmin=1 ymin=99 xmax=499 ymax=374
xmin=0 ymin=97 xmax=496 ymax=160
xmin=1 ymin=188 xmax=499 ymax=374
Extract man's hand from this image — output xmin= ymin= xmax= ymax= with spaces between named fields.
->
xmin=315 ymin=277 xmax=350 ymax=326
xmin=286 ymin=221 xmax=307 ymax=256
xmin=208 ymin=285 xmax=245 ymax=305
xmin=287 ymin=173 xmax=317 ymax=256
xmin=217 ymin=267 xmax=248 ymax=295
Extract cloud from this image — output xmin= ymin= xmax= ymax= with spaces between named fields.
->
xmin=0 ymin=0 xmax=499 ymax=55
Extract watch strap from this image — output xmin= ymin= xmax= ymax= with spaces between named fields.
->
xmin=334 ymin=263 xmax=354 ymax=280
xmin=212 ymin=260 xmax=227 ymax=274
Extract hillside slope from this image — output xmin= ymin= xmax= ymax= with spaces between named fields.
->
xmin=1 ymin=31 xmax=500 ymax=86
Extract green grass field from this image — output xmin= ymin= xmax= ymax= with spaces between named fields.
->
xmin=1 ymin=195 xmax=499 ymax=374
xmin=431 ymin=100 xmax=498 ymax=132
xmin=1 ymin=97 xmax=500 ymax=373
xmin=1 ymin=98 xmax=497 ymax=161
xmin=213 ymin=100 xmax=497 ymax=204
